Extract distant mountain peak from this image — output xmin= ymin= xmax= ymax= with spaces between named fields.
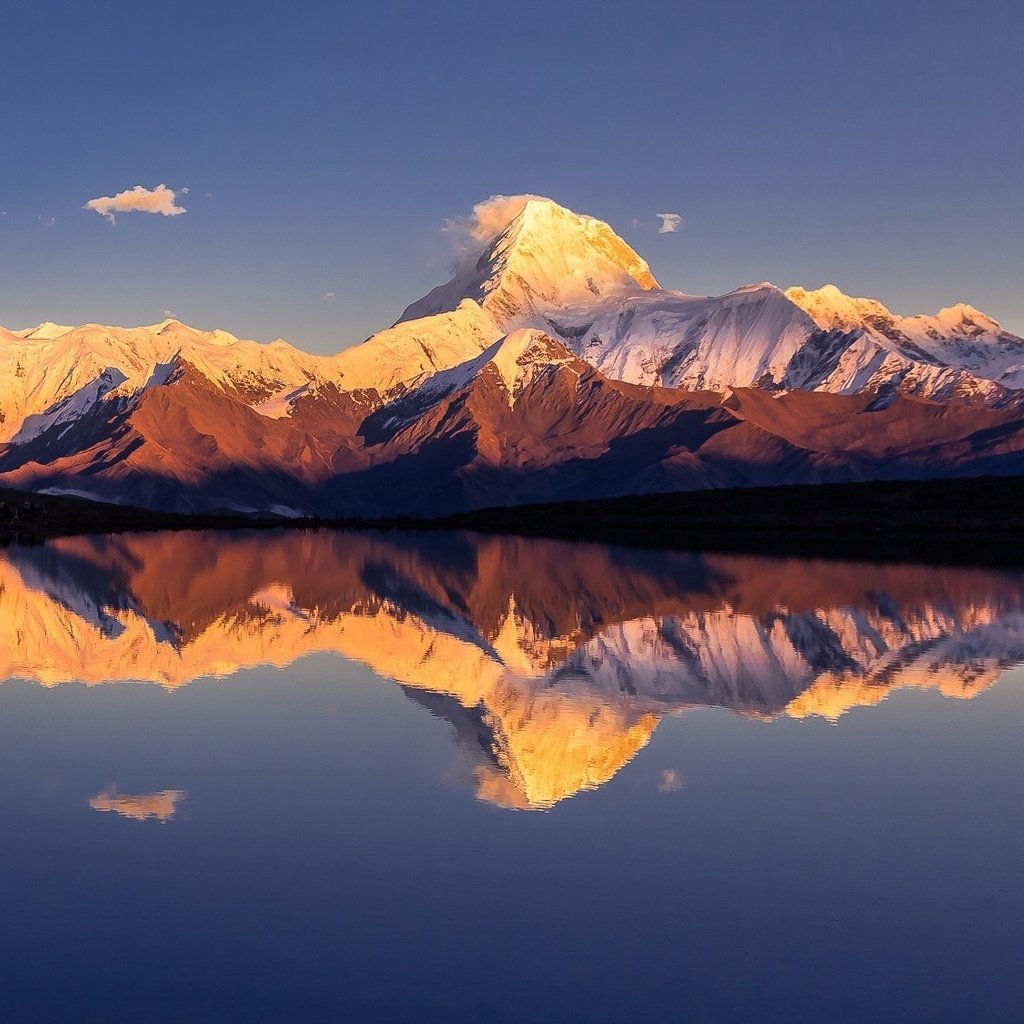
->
xmin=147 ymin=318 xmax=184 ymax=333
xmin=14 ymin=321 xmax=74 ymax=341
xmin=787 ymin=282 xmax=1010 ymax=342
xmin=785 ymin=284 xmax=895 ymax=332
xmin=932 ymin=302 xmax=1000 ymax=331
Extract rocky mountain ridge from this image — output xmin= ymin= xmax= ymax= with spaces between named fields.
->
xmin=2 ymin=196 xmax=1022 ymax=515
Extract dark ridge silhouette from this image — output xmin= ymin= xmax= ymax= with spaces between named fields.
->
xmin=1 ymin=475 xmax=1023 ymax=569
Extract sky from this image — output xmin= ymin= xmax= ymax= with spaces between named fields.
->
xmin=1 ymin=0 xmax=1022 ymax=353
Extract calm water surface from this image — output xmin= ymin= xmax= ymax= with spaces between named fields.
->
xmin=1 ymin=530 xmax=1022 ymax=1022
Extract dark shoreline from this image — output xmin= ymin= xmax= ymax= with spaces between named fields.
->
xmin=437 ymin=477 xmax=1024 ymax=568
xmin=1 ymin=476 xmax=1022 ymax=568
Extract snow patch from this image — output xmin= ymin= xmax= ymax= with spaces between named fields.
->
xmin=255 ymin=383 xmax=311 ymax=419
xmin=11 ymin=367 xmax=129 ymax=444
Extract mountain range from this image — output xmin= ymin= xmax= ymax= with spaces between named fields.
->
xmin=3 ymin=530 xmax=1022 ymax=808
xmin=2 ymin=196 xmax=1023 ymax=516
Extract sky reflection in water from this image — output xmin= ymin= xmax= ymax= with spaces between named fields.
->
xmin=0 ymin=530 xmax=1022 ymax=1022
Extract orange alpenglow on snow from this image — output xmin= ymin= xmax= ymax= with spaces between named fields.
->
xmin=2 ymin=197 xmax=1023 ymax=518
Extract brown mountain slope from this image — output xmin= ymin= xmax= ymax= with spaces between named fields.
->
xmin=2 ymin=334 xmax=1024 ymax=517
xmin=0 ymin=361 xmax=371 ymax=513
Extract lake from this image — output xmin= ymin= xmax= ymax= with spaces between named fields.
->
xmin=1 ymin=529 xmax=1022 ymax=1022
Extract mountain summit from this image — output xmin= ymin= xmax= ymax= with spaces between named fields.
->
xmin=398 ymin=197 xmax=659 ymax=329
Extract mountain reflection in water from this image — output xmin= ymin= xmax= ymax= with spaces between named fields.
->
xmin=2 ymin=530 xmax=1022 ymax=810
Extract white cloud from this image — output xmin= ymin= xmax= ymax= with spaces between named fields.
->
xmin=656 ymin=212 xmax=682 ymax=234
xmin=323 ymin=291 xmax=336 ymax=301
xmin=443 ymin=193 xmax=547 ymax=249
xmin=179 ymin=186 xmax=190 ymax=195
xmin=84 ymin=184 xmax=186 ymax=224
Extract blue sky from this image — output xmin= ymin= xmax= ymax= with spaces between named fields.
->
xmin=2 ymin=0 xmax=1021 ymax=352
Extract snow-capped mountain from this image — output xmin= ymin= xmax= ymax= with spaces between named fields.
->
xmin=1 ymin=193 xmax=1022 ymax=515
xmin=398 ymin=197 xmax=658 ymax=328
xmin=0 ymin=318 xmax=339 ymax=445
xmin=395 ymin=196 xmax=1024 ymax=404
xmin=785 ymin=284 xmax=1024 ymax=401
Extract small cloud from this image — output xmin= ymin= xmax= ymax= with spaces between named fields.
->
xmin=659 ymin=769 xmax=683 ymax=792
xmin=161 ymin=309 xmax=176 ymax=319
xmin=443 ymin=193 xmax=547 ymax=250
xmin=631 ymin=217 xmax=641 ymax=228
xmin=179 ymin=185 xmax=190 ymax=195
xmin=323 ymin=291 xmax=336 ymax=301
xmin=84 ymin=183 xmax=186 ymax=224
xmin=656 ymin=212 xmax=683 ymax=234
xmin=37 ymin=215 xmax=56 ymax=226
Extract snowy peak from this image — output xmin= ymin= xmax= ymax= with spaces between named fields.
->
xmin=785 ymin=284 xmax=890 ymax=333
xmin=397 ymin=196 xmax=658 ymax=330
xmin=930 ymin=302 xmax=1002 ymax=336
xmin=426 ymin=328 xmax=580 ymax=409
xmin=145 ymin=318 xmax=186 ymax=334
xmin=783 ymin=283 xmax=1024 ymax=393
xmin=486 ymin=328 xmax=580 ymax=400
xmin=508 ymin=198 xmax=658 ymax=292
xmin=540 ymin=278 xmax=821 ymax=392
xmin=786 ymin=284 xmax=1013 ymax=343
xmin=0 ymin=319 xmax=337 ymax=443
xmin=13 ymin=322 xmax=74 ymax=340
xmin=369 ymin=329 xmax=580 ymax=435
xmin=146 ymin=319 xmax=241 ymax=349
